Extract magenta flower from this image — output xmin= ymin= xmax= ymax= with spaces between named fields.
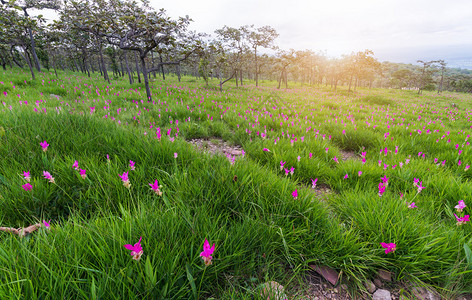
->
xmin=289 ymin=166 xmax=295 ymax=176
xmin=333 ymin=156 xmax=339 ymax=164
xmin=343 ymin=174 xmax=348 ymax=179
xmin=455 ymin=200 xmax=467 ymax=212
xmin=408 ymin=202 xmax=417 ymax=209
xmin=22 ymin=183 xmax=32 ymax=191
xmin=174 ymin=152 xmax=178 ymax=158
xmin=292 ymin=189 xmax=298 ymax=199
xmin=123 ymin=237 xmax=143 ymax=261
xmin=129 ymin=160 xmax=135 ymax=171
xmin=200 ymin=239 xmax=215 ymax=266
xmin=43 ymin=171 xmax=55 ymax=183
xmin=72 ymin=160 xmax=79 ymax=170
xmin=23 ymin=171 xmax=31 ymax=182
xmin=149 ymin=179 xmax=162 ymax=196
xmin=358 ymin=171 xmax=362 ymax=177
xmin=79 ymin=169 xmax=87 ymax=179
xmin=40 ymin=141 xmax=49 ymax=152
xmin=378 ymin=182 xmax=386 ymax=197
xmin=43 ymin=219 xmax=51 ymax=229
xmin=119 ymin=171 xmax=131 ymax=188
xmin=380 ymin=242 xmax=396 ymax=254
xmin=454 ymin=214 xmax=470 ymax=226
xmin=262 ymin=148 xmax=270 ymax=152
xmin=280 ymin=161 xmax=286 ymax=170
xmin=311 ymin=178 xmax=318 ymax=189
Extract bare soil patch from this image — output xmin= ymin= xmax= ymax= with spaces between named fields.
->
xmin=187 ymin=137 xmax=244 ymax=157
xmin=339 ymin=150 xmax=360 ymax=162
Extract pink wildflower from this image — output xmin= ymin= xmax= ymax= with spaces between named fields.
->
xmin=43 ymin=171 xmax=55 ymax=183
xmin=358 ymin=171 xmax=362 ymax=177
xmin=262 ymin=148 xmax=270 ymax=152
xmin=200 ymin=239 xmax=215 ymax=266
xmin=333 ymin=156 xmax=339 ymax=164
xmin=455 ymin=200 xmax=466 ymax=212
xmin=79 ymin=169 xmax=87 ymax=179
xmin=23 ymin=171 xmax=31 ymax=182
xmin=280 ymin=161 xmax=286 ymax=170
xmin=292 ymin=189 xmax=298 ymax=199
xmin=149 ymin=179 xmax=162 ymax=196
xmin=380 ymin=242 xmax=396 ymax=254
xmin=289 ymin=166 xmax=294 ymax=176
xmin=119 ymin=172 xmax=131 ymax=188
xmin=454 ymin=214 xmax=470 ymax=226
xmin=174 ymin=152 xmax=178 ymax=158
xmin=344 ymin=174 xmax=348 ymax=179
xmin=129 ymin=160 xmax=135 ymax=170
xmin=43 ymin=219 xmax=51 ymax=229
xmin=408 ymin=202 xmax=417 ymax=209
xmin=311 ymin=178 xmax=318 ymax=189
xmin=73 ymin=160 xmax=79 ymax=170
xmin=40 ymin=141 xmax=49 ymax=152
xmin=22 ymin=183 xmax=32 ymax=191
xmin=123 ymin=237 xmax=143 ymax=261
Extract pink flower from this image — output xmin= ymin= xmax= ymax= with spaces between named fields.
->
xmin=149 ymin=179 xmax=162 ymax=196
xmin=292 ymin=189 xmax=298 ymax=199
xmin=43 ymin=171 xmax=55 ymax=183
xmin=79 ymin=169 xmax=87 ymax=179
xmin=465 ymin=165 xmax=470 ymax=171
xmin=380 ymin=242 xmax=396 ymax=254
xmin=311 ymin=178 xmax=318 ymax=189
xmin=23 ymin=171 xmax=31 ymax=182
xmin=408 ymin=202 xmax=417 ymax=209
xmin=455 ymin=200 xmax=467 ymax=212
xmin=358 ymin=171 xmax=362 ymax=177
xmin=174 ymin=152 xmax=178 ymax=158
xmin=297 ymin=155 xmax=301 ymax=162
xmin=22 ymin=183 xmax=32 ymax=191
xmin=119 ymin=172 xmax=131 ymax=188
xmin=454 ymin=214 xmax=470 ymax=226
xmin=124 ymin=237 xmax=143 ymax=261
xmin=129 ymin=160 xmax=135 ymax=171
xmin=289 ymin=166 xmax=294 ymax=175
xmin=344 ymin=174 xmax=348 ymax=179
xmin=72 ymin=161 xmax=79 ymax=170
xmin=40 ymin=141 xmax=49 ymax=152
xmin=378 ymin=182 xmax=386 ymax=197
xmin=309 ymin=153 xmax=312 ymax=159
xmin=262 ymin=148 xmax=270 ymax=152
xmin=43 ymin=219 xmax=51 ymax=229
xmin=200 ymin=239 xmax=215 ymax=266
xmin=333 ymin=156 xmax=339 ymax=164
xmin=280 ymin=161 xmax=286 ymax=170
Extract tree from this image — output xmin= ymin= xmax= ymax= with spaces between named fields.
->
xmin=0 ymin=0 xmax=60 ymax=72
xmin=416 ymin=60 xmax=438 ymax=94
xmin=245 ymin=25 xmax=278 ymax=86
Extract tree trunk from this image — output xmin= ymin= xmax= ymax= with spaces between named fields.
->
xmin=134 ymin=51 xmax=141 ymax=83
xmin=176 ymin=64 xmax=181 ymax=82
xmin=254 ymin=47 xmax=258 ymax=86
xmin=27 ymin=27 xmax=41 ymax=72
xmin=20 ymin=47 xmax=35 ymax=80
xmin=98 ymin=59 xmax=103 ymax=76
xmin=159 ymin=53 xmax=165 ymax=80
xmin=98 ymin=41 xmax=110 ymax=83
xmin=140 ymin=56 xmax=152 ymax=101
xmin=151 ymin=51 xmax=156 ymax=78
xmin=124 ymin=51 xmax=133 ymax=84
xmin=240 ymin=69 xmax=243 ymax=86
xmin=278 ymin=68 xmax=284 ymax=89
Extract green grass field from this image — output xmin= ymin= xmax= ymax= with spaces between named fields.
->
xmin=1 ymin=68 xmax=471 ymax=299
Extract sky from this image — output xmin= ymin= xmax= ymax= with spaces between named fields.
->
xmin=34 ymin=0 xmax=472 ymax=68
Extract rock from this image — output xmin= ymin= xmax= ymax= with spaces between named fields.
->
xmin=259 ymin=281 xmax=287 ymax=300
xmin=364 ymin=280 xmax=377 ymax=294
xmin=309 ymin=265 xmax=339 ymax=285
xmin=378 ymin=270 xmax=392 ymax=282
xmin=374 ymin=278 xmax=384 ymax=288
xmin=373 ymin=289 xmax=392 ymax=300
xmin=228 ymin=149 xmax=242 ymax=156
xmin=411 ymin=286 xmax=440 ymax=300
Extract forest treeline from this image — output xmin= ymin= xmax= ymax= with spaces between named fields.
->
xmin=2 ymin=0 xmax=472 ymax=99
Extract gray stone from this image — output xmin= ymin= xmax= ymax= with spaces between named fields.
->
xmin=364 ymin=280 xmax=377 ymax=294
xmin=411 ymin=286 xmax=440 ymax=300
xmin=377 ymin=269 xmax=392 ymax=282
xmin=373 ymin=289 xmax=392 ymax=300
